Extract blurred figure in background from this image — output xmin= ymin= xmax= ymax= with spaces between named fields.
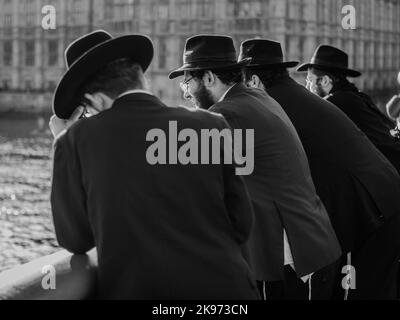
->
xmin=298 ymin=45 xmax=400 ymax=174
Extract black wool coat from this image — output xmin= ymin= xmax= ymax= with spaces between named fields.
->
xmin=210 ymin=84 xmax=341 ymax=282
xmin=326 ymin=81 xmax=400 ymax=174
xmin=266 ymin=77 xmax=400 ymax=253
xmin=51 ymin=92 xmax=260 ymax=300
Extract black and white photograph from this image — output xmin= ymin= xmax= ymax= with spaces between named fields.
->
xmin=0 ymin=0 xmax=400 ymax=307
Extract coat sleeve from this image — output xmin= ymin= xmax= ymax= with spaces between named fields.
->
xmin=50 ymin=132 xmax=95 ymax=254
xmin=213 ymin=110 xmax=255 ymax=244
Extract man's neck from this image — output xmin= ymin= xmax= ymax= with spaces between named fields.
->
xmin=218 ymin=83 xmax=237 ymax=102
xmin=118 ymin=88 xmax=153 ymax=99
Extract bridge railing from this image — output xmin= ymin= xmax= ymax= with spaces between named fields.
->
xmin=0 ymin=249 xmax=98 ymax=300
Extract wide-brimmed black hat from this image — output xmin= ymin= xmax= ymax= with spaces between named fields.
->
xmin=53 ymin=30 xmax=154 ymax=119
xmin=297 ymin=45 xmax=361 ymax=77
xmin=238 ymin=39 xmax=299 ymax=68
xmin=169 ymin=35 xmax=251 ymax=79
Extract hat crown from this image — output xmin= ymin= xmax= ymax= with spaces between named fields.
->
xmin=183 ymin=35 xmax=237 ymax=64
xmin=311 ymin=45 xmax=349 ymax=69
xmin=65 ymin=30 xmax=112 ymax=68
xmin=239 ymin=39 xmax=285 ymax=64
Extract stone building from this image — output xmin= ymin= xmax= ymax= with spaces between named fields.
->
xmin=0 ymin=0 xmax=399 ymax=112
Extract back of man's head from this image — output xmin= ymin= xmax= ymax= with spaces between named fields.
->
xmin=82 ymin=58 xmax=147 ymax=100
xmin=244 ymin=65 xmax=289 ymax=90
xmin=189 ymin=68 xmax=244 ymax=87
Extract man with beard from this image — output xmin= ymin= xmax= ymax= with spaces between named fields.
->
xmin=170 ymin=35 xmax=341 ymax=300
xmin=241 ymin=38 xmax=400 ymax=300
xmin=297 ymin=45 xmax=400 ymax=174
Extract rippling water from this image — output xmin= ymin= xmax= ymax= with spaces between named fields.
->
xmin=0 ymin=116 xmax=59 ymax=272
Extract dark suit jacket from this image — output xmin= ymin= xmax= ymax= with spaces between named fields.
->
xmin=51 ymin=92 xmax=260 ymax=300
xmin=266 ymin=77 xmax=400 ymax=253
xmin=210 ymin=84 xmax=341 ymax=281
xmin=326 ymin=81 xmax=400 ymax=174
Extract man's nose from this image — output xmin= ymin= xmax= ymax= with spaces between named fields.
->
xmin=183 ymin=90 xmax=192 ymax=101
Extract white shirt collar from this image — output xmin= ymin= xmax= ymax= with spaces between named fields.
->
xmin=118 ymin=89 xmax=154 ymax=99
xmin=218 ymin=84 xmax=236 ymax=102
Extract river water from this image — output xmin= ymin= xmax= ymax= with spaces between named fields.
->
xmin=0 ymin=116 xmax=59 ymax=272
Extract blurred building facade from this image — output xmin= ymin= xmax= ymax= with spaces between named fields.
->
xmin=0 ymin=0 xmax=399 ymax=112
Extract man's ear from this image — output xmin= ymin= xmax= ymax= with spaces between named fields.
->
xmin=252 ymin=74 xmax=262 ymax=88
xmin=85 ymin=92 xmax=113 ymax=112
xmin=321 ymin=75 xmax=332 ymax=87
xmin=203 ymin=71 xmax=216 ymax=88
xmin=247 ymin=74 xmax=264 ymax=90
xmin=85 ymin=92 xmax=102 ymax=105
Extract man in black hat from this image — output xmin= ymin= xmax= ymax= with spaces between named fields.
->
xmin=241 ymin=38 xmax=400 ymax=300
xmin=50 ymin=30 xmax=261 ymax=300
xmin=170 ymin=35 xmax=342 ymax=300
xmin=298 ymin=45 xmax=400 ymax=174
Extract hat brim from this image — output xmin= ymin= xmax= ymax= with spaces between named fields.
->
xmin=168 ymin=58 xmax=252 ymax=79
xmin=245 ymin=60 xmax=299 ymax=69
xmin=53 ymin=35 xmax=154 ymax=119
xmin=297 ymin=63 xmax=361 ymax=77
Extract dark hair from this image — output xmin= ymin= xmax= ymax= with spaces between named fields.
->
xmin=81 ymin=58 xmax=145 ymax=99
xmin=244 ymin=66 xmax=289 ymax=89
xmin=189 ymin=68 xmax=244 ymax=86
xmin=310 ymin=66 xmax=347 ymax=84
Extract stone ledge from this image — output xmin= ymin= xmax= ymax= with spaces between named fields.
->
xmin=0 ymin=248 xmax=97 ymax=300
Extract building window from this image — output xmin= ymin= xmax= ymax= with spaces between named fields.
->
xmin=104 ymin=0 xmax=114 ymax=19
xmin=25 ymin=41 xmax=35 ymax=66
xmin=25 ymin=80 xmax=33 ymax=90
xmin=3 ymin=41 xmax=12 ymax=66
xmin=26 ymin=13 xmax=36 ymax=26
xmin=158 ymin=39 xmax=167 ymax=70
xmin=3 ymin=13 xmax=13 ymax=35
xmin=48 ymin=40 xmax=58 ymax=66
xmin=3 ymin=14 xmax=13 ymax=27
xmin=2 ymin=79 xmax=11 ymax=90
xmin=176 ymin=0 xmax=192 ymax=18
xmin=158 ymin=0 xmax=169 ymax=19
xmin=197 ymin=0 xmax=214 ymax=18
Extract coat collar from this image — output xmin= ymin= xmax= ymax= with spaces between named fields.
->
xmin=330 ymin=80 xmax=359 ymax=95
xmin=112 ymin=92 xmax=166 ymax=109
xmin=222 ymin=82 xmax=250 ymax=101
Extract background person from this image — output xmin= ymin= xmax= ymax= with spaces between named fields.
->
xmin=298 ymin=45 xmax=400 ymax=174
xmin=241 ymin=38 xmax=400 ymax=300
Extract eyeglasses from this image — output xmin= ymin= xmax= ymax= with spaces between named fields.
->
xmin=179 ymin=76 xmax=194 ymax=92
xmin=305 ymin=76 xmax=322 ymax=84
xmin=79 ymin=98 xmax=101 ymax=119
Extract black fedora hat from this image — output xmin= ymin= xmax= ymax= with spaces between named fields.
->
xmin=238 ymin=39 xmax=299 ymax=68
xmin=169 ymin=34 xmax=251 ymax=79
xmin=297 ymin=45 xmax=361 ymax=77
xmin=53 ymin=30 xmax=154 ymax=119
